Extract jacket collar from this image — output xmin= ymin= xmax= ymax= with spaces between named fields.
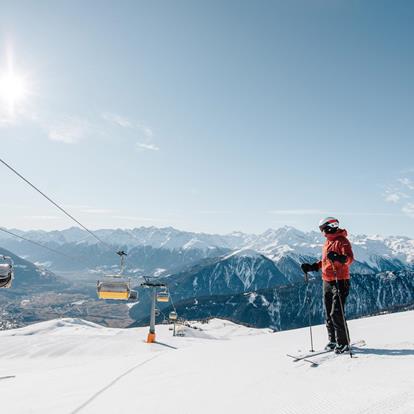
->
xmin=324 ymin=228 xmax=348 ymax=241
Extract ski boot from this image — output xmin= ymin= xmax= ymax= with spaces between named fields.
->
xmin=334 ymin=344 xmax=350 ymax=354
xmin=324 ymin=341 xmax=337 ymax=351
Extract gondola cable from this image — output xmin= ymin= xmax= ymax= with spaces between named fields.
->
xmin=0 ymin=158 xmax=139 ymax=301
xmin=167 ymin=287 xmax=177 ymax=313
xmin=0 ymin=227 xmax=108 ymax=278
xmin=0 ymin=157 xmax=111 ymax=250
xmin=0 ymin=227 xmax=138 ymax=299
xmin=0 ymin=227 xmax=82 ymax=262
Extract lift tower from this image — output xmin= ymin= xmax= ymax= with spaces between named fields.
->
xmin=140 ymin=280 xmax=168 ymax=343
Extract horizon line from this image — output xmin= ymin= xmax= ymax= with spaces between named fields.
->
xmin=1 ymin=224 xmax=413 ymax=240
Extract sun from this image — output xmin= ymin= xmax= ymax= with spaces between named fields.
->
xmin=0 ymin=71 xmax=28 ymax=114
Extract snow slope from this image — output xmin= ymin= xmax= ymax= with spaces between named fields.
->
xmin=1 ymin=313 xmax=414 ymax=414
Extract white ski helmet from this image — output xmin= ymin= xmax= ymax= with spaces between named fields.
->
xmin=319 ymin=217 xmax=339 ymax=232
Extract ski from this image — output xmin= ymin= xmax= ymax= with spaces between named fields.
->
xmin=308 ymin=341 xmax=366 ymax=366
xmin=287 ymin=348 xmax=332 ymax=362
xmin=287 ymin=339 xmax=366 ymax=362
xmin=298 ymin=358 xmax=319 ymax=367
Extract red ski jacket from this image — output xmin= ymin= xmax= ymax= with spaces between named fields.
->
xmin=317 ymin=229 xmax=354 ymax=282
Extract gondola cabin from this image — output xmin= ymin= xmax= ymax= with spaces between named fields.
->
xmin=97 ymin=276 xmax=133 ymax=300
xmin=156 ymin=288 xmax=169 ymax=303
xmin=0 ymin=256 xmax=14 ymax=289
xmin=169 ymin=311 xmax=178 ymax=321
xmin=96 ymin=250 xmax=137 ymax=301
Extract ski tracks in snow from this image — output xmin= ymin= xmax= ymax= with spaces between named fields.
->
xmin=0 ymin=375 xmax=15 ymax=381
xmin=69 ymin=351 xmax=170 ymax=414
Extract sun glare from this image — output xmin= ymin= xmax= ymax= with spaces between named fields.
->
xmin=0 ymin=71 xmax=28 ymax=114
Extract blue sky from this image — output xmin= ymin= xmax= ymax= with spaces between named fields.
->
xmin=0 ymin=0 xmax=413 ymax=236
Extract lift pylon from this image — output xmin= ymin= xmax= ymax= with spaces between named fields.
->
xmin=141 ymin=280 xmax=167 ymax=343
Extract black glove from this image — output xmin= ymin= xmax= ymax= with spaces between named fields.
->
xmin=327 ymin=251 xmax=347 ymax=264
xmin=301 ymin=263 xmax=319 ymax=273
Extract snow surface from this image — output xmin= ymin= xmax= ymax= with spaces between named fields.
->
xmin=1 ymin=313 xmax=414 ymax=413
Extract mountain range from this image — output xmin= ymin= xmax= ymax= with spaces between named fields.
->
xmin=1 ymin=226 xmax=413 ymax=275
xmin=156 ymin=270 xmax=414 ymax=331
xmin=2 ymin=225 xmax=414 ymax=331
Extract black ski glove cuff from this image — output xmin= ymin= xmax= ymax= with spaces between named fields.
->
xmin=327 ymin=251 xmax=347 ymax=264
xmin=301 ymin=263 xmax=320 ymax=273
xmin=310 ymin=262 xmax=320 ymax=271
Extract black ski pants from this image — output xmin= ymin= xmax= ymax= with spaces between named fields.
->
xmin=323 ymin=279 xmax=350 ymax=346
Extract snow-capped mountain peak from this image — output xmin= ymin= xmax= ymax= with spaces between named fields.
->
xmin=223 ymin=248 xmax=265 ymax=260
xmin=1 ymin=226 xmax=413 ymax=268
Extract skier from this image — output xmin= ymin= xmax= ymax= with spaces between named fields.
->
xmin=301 ymin=217 xmax=354 ymax=354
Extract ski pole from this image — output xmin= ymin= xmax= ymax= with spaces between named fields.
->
xmin=330 ymin=259 xmax=353 ymax=358
xmin=303 ymin=271 xmax=314 ymax=353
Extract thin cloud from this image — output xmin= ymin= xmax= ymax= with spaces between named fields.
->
xmin=199 ymin=210 xmax=231 ymax=215
xmin=102 ymin=112 xmax=158 ymax=151
xmin=269 ymin=209 xmax=327 ymax=216
xmin=0 ymin=102 xmax=97 ymax=144
xmin=101 ymin=112 xmax=132 ymax=128
xmin=398 ymin=177 xmax=414 ymax=190
xmin=2 ymin=106 xmax=158 ymax=149
xmin=111 ymin=215 xmax=164 ymax=222
xmin=384 ymin=188 xmax=409 ymax=203
xmin=80 ymin=208 xmax=115 ymax=215
xmin=339 ymin=212 xmax=400 ymax=217
xmin=137 ymin=122 xmax=154 ymax=139
xmin=269 ymin=209 xmax=398 ymax=217
xmin=136 ymin=142 xmax=159 ymax=151
xmin=402 ymin=203 xmax=414 ymax=218
xmin=23 ymin=215 xmax=60 ymax=220
xmin=272 ymin=219 xmax=299 ymax=225
xmin=384 ymin=172 xmax=414 ymax=218
xmin=385 ymin=193 xmax=401 ymax=203
xmin=47 ymin=116 xmax=92 ymax=144
xmin=64 ymin=204 xmax=93 ymax=210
